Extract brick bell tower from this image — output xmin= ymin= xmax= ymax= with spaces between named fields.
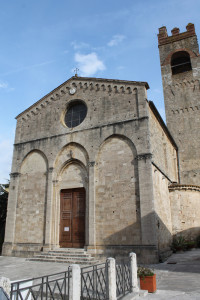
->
xmin=158 ymin=23 xmax=200 ymax=185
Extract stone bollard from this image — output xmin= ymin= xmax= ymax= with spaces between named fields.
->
xmin=0 ymin=277 xmax=11 ymax=298
xmin=129 ymin=252 xmax=139 ymax=293
xmin=69 ymin=264 xmax=81 ymax=300
xmin=107 ymin=257 xmax=117 ymax=300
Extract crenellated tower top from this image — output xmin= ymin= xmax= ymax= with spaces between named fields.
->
xmin=158 ymin=23 xmax=196 ymax=46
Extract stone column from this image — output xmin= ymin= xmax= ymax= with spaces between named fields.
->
xmin=0 ymin=277 xmax=11 ymax=298
xmin=2 ymin=173 xmax=20 ymax=256
xmin=137 ymin=154 xmax=157 ymax=245
xmin=43 ymin=167 xmax=54 ymax=251
xmin=69 ymin=265 xmax=81 ymax=300
xmin=107 ymin=258 xmax=117 ymax=300
xmin=87 ymin=161 xmax=96 ymax=250
xmin=129 ymin=252 xmax=139 ymax=293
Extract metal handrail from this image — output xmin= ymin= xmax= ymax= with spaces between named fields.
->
xmin=11 ymin=269 xmax=71 ymax=300
xmin=11 ymin=270 xmax=69 ymax=286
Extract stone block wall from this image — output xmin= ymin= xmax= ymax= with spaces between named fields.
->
xmin=152 ymin=165 xmax=173 ymax=251
xmin=95 ymin=135 xmax=141 ymax=246
xmin=14 ymin=77 xmax=149 ymax=145
xmin=3 ymin=77 xmax=158 ymax=262
xmin=158 ymin=24 xmax=200 ymax=185
xmin=149 ymin=103 xmax=178 ymax=182
xmin=169 ymin=185 xmax=200 ymax=239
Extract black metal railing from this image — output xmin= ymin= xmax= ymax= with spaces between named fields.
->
xmin=10 ymin=270 xmax=71 ymax=300
xmin=81 ymin=263 xmax=108 ymax=300
xmin=115 ymin=259 xmax=131 ymax=299
xmin=10 ymin=259 xmax=133 ymax=300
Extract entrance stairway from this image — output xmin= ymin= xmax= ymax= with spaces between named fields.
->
xmin=28 ymin=248 xmax=101 ymax=265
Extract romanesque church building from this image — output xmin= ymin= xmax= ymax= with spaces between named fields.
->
xmin=3 ymin=23 xmax=200 ymax=263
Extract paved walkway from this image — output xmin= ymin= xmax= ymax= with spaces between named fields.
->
xmin=0 ymin=256 xmax=71 ymax=281
xmin=142 ymin=249 xmax=200 ymax=299
xmin=1 ymin=249 xmax=200 ymax=299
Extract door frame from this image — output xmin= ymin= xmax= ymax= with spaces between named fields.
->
xmin=59 ymin=187 xmax=86 ymax=248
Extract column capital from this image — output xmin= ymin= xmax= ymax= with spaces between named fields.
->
xmin=88 ymin=161 xmax=96 ymax=167
xmin=48 ymin=167 xmax=54 ymax=173
xmin=10 ymin=172 xmax=21 ymax=178
xmin=52 ymin=180 xmax=59 ymax=186
xmin=135 ymin=153 xmax=152 ymax=161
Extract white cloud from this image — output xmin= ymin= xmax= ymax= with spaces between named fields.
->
xmin=74 ymin=52 xmax=106 ymax=76
xmin=1 ymin=60 xmax=56 ymax=77
xmin=0 ymin=81 xmax=8 ymax=89
xmin=71 ymin=41 xmax=90 ymax=50
xmin=108 ymin=35 xmax=126 ymax=47
xmin=0 ymin=138 xmax=13 ymax=183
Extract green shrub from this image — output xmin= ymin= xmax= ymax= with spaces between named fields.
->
xmin=196 ymin=236 xmax=200 ymax=248
xmin=185 ymin=240 xmax=196 ymax=250
xmin=171 ymin=235 xmax=187 ymax=252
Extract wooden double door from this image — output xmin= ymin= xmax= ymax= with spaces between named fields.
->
xmin=59 ymin=188 xmax=85 ymax=248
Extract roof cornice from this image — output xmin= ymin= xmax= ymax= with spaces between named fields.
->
xmin=16 ymin=76 xmax=149 ymax=120
xmin=148 ymin=100 xmax=178 ymax=150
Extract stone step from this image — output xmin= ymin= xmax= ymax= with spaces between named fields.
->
xmin=42 ymin=250 xmax=89 ymax=254
xmin=50 ymin=248 xmax=86 ymax=253
xmin=38 ymin=253 xmax=92 ymax=258
xmin=27 ymin=248 xmax=101 ymax=266
xmin=32 ymin=255 xmax=96 ymax=262
xmin=28 ymin=257 xmax=100 ymax=265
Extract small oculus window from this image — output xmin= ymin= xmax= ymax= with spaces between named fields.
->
xmin=171 ymin=51 xmax=192 ymax=75
xmin=65 ymin=101 xmax=87 ymax=128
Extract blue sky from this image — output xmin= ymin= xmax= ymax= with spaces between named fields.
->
xmin=0 ymin=0 xmax=200 ymax=183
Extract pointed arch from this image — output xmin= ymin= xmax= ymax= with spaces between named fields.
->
xmin=54 ymin=142 xmax=89 ymax=176
xmin=20 ymin=149 xmax=48 ymax=172
xmin=96 ymin=134 xmax=137 ymax=162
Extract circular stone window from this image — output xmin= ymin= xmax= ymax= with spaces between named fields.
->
xmin=65 ymin=101 xmax=87 ymax=128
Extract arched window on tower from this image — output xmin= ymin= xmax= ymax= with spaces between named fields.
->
xmin=171 ymin=51 xmax=192 ymax=75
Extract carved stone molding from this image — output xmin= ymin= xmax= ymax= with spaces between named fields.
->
xmin=52 ymin=180 xmax=59 ymax=186
xmin=135 ymin=153 xmax=152 ymax=161
xmin=10 ymin=172 xmax=21 ymax=178
xmin=48 ymin=167 xmax=54 ymax=173
xmin=17 ymin=77 xmax=144 ymax=122
xmin=171 ymin=104 xmax=200 ymax=114
xmin=170 ymin=79 xmax=200 ymax=91
xmin=169 ymin=184 xmax=200 ymax=192
xmin=88 ymin=161 xmax=96 ymax=167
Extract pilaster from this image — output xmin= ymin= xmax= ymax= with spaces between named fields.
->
xmin=43 ymin=167 xmax=54 ymax=251
xmin=2 ymin=173 xmax=21 ymax=255
xmin=137 ymin=154 xmax=157 ymax=246
xmin=87 ymin=161 xmax=96 ymax=250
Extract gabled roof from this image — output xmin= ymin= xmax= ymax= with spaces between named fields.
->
xmin=16 ymin=76 xmax=149 ymax=119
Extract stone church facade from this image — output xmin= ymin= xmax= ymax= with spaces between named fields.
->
xmin=3 ymin=23 xmax=200 ymax=263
